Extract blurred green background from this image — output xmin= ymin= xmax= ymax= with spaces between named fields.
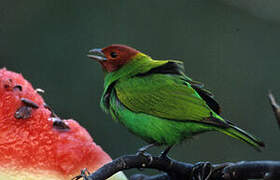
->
xmin=1 ymin=0 xmax=280 ymax=177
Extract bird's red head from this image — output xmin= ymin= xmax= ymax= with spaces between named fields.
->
xmin=88 ymin=44 xmax=139 ymax=72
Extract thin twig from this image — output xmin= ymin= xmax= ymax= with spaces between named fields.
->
xmin=268 ymin=91 xmax=280 ymax=128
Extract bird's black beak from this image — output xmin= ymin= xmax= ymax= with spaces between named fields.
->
xmin=87 ymin=48 xmax=107 ymax=61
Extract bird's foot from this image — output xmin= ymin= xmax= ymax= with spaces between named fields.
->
xmin=192 ymin=162 xmax=213 ymax=180
xmin=159 ymin=146 xmax=173 ymax=160
xmin=136 ymin=151 xmax=153 ymax=167
xmin=72 ymin=168 xmax=91 ymax=180
xmin=136 ymin=144 xmax=156 ymax=167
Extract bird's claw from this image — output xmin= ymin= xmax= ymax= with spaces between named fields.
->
xmin=72 ymin=168 xmax=91 ymax=180
xmin=137 ymin=148 xmax=148 ymax=155
xmin=159 ymin=151 xmax=170 ymax=160
xmin=192 ymin=162 xmax=213 ymax=180
xmin=159 ymin=146 xmax=173 ymax=160
xmin=136 ymin=151 xmax=153 ymax=167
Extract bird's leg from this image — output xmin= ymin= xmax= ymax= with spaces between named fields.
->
xmin=160 ymin=145 xmax=173 ymax=159
xmin=136 ymin=143 xmax=158 ymax=166
xmin=137 ymin=143 xmax=157 ymax=155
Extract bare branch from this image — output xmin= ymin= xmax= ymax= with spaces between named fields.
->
xmin=268 ymin=91 xmax=280 ymax=128
xmin=73 ymin=154 xmax=280 ymax=180
xmin=85 ymin=154 xmax=192 ymax=180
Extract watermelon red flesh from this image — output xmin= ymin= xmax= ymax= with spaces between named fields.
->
xmin=0 ymin=68 xmax=113 ymax=177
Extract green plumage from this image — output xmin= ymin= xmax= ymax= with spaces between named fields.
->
xmin=100 ymin=52 xmax=264 ymax=151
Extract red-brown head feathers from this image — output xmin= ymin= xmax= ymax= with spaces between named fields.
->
xmin=88 ymin=44 xmax=139 ymax=72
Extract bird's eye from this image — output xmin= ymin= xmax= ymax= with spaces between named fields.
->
xmin=110 ymin=52 xmax=118 ymax=58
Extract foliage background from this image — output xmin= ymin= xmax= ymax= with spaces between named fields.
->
xmin=1 ymin=0 xmax=280 ymax=176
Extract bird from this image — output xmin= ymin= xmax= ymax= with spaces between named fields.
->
xmin=87 ymin=44 xmax=264 ymax=155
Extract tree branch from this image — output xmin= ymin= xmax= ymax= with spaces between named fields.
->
xmin=85 ymin=154 xmax=192 ymax=180
xmin=73 ymin=153 xmax=280 ymax=180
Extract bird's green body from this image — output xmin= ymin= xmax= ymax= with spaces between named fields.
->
xmin=90 ymin=45 xmax=264 ymax=151
xmin=89 ymin=45 xmax=264 ymax=150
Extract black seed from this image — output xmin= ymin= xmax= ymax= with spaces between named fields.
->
xmin=21 ymin=98 xmax=39 ymax=109
xmin=13 ymin=85 xmax=22 ymax=91
xmin=4 ymin=79 xmax=13 ymax=89
xmin=52 ymin=118 xmax=70 ymax=130
xmin=4 ymin=84 xmax=9 ymax=89
xmin=15 ymin=106 xmax=32 ymax=119
xmin=44 ymin=103 xmax=57 ymax=117
xmin=44 ymin=103 xmax=52 ymax=111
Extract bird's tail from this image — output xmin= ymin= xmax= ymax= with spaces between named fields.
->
xmin=218 ymin=123 xmax=265 ymax=151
